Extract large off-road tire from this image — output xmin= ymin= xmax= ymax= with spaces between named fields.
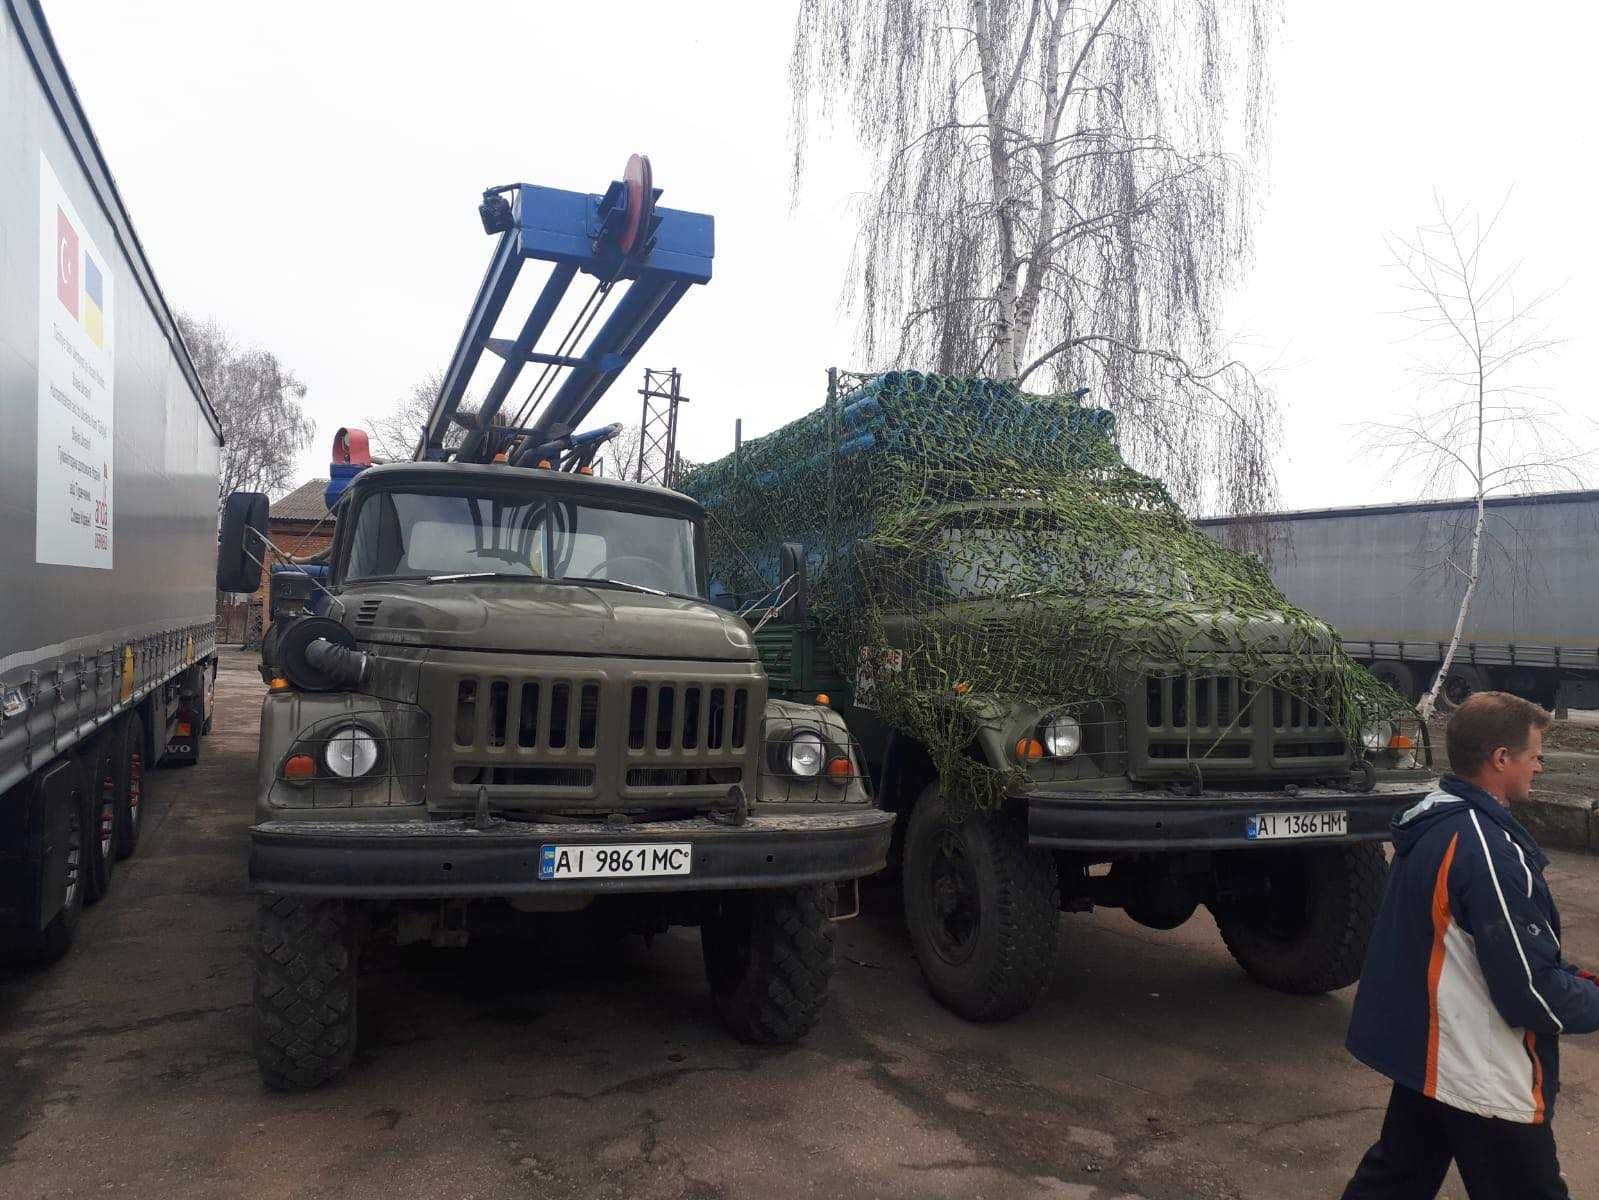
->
xmin=1211 ymin=843 xmax=1387 ymax=995
xmin=114 ymin=711 xmax=147 ymax=860
xmin=80 ymin=737 xmax=118 ymax=904
xmin=901 ymin=784 xmax=1059 ymax=1022
xmin=254 ymin=896 xmax=358 ymax=1091
xmin=702 ymin=886 xmax=835 ymax=1044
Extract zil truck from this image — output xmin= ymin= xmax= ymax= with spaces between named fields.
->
xmin=685 ymin=370 xmax=1435 ymax=1022
xmin=1 ymin=0 xmax=219 ymax=965
xmin=220 ymin=167 xmax=892 ymax=1090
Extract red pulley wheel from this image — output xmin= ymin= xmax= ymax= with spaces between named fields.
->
xmin=619 ymin=153 xmax=653 ymax=257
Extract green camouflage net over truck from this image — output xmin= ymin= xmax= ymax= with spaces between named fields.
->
xmin=683 ymin=371 xmax=1412 ymax=809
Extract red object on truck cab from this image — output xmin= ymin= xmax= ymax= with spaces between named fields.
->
xmin=331 ymin=428 xmax=371 ymax=466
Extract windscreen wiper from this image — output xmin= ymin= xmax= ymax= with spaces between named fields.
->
xmin=424 ymin=571 xmax=547 ymax=583
xmin=568 ymin=577 xmax=701 ymax=603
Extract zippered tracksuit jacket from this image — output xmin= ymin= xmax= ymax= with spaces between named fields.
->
xmin=1346 ymin=774 xmax=1599 ymax=1123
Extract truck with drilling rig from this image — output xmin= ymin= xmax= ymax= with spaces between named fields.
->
xmin=220 ymin=165 xmax=892 ymax=1090
xmin=1 ymin=0 xmax=219 ymax=965
xmin=686 ymin=370 xmax=1436 ymax=1021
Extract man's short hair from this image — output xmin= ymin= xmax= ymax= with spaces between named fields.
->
xmin=1446 ymin=691 xmax=1552 ymax=777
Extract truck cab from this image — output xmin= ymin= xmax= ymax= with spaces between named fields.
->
xmin=223 ymin=463 xmax=891 ymax=1090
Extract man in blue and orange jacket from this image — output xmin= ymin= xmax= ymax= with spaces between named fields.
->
xmin=1342 ymin=691 xmax=1599 ymax=1198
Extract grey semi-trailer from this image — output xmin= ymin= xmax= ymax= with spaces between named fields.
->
xmin=1 ymin=0 xmax=221 ymax=963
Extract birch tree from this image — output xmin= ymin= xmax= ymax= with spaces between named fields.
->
xmin=790 ymin=0 xmax=1282 ymax=514
xmin=1367 ymin=196 xmax=1581 ymax=718
xmin=178 ymin=313 xmax=314 ymax=502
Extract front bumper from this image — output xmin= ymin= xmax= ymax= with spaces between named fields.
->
xmin=1024 ymin=781 xmax=1432 ymax=852
xmin=250 ymin=808 xmax=895 ymax=899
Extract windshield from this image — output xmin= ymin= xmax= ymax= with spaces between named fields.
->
xmin=343 ymin=489 xmax=702 ymax=595
xmin=934 ymin=526 xmax=1195 ymax=601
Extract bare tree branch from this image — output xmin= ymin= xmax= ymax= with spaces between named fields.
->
xmin=790 ymin=0 xmax=1284 ymax=515
xmin=178 ymin=313 xmax=314 ymax=505
xmin=1362 ymin=194 xmax=1587 ymax=718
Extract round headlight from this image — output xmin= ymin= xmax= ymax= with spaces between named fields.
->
xmin=1041 ymin=715 xmax=1083 ymax=758
xmin=324 ymin=724 xmax=380 ymax=778
xmin=1361 ymin=722 xmax=1391 ymax=752
xmin=788 ymin=730 xmax=825 ymax=777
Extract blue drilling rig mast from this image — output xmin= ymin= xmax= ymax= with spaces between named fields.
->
xmin=417 ymin=155 xmax=713 ymax=471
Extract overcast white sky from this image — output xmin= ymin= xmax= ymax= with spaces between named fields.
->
xmin=41 ymin=1 xmax=1599 ymax=515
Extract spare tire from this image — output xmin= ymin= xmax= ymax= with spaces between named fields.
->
xmin=217 ymin=491 xmax=269 ymax=594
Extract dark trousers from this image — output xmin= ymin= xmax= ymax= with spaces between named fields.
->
xmin=1342 ymin=1083 xmax=1569 ymax=1199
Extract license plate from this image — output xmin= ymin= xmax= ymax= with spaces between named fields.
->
xmin=1247 ymin=810 xmax=1348 ymax=840
xmin=538 ymin=843 xmax=692 ymax=880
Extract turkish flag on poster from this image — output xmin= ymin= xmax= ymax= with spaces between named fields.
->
xmin=57 ymin=207 xmax=79 ymax=318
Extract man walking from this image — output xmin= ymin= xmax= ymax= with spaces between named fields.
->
xmin=1341 ymin=691 xmax=1599 ymax=1197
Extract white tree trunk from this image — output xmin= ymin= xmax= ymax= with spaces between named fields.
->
xmin=1418 ymin=362 xmax=1488 ymax=721
xmin=972 ymin=0 xmax=1021 ymax=380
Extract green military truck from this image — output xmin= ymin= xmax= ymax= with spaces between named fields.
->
xmin=220 ymin=462 xmax=889 ymax=1089
xmin=215 ymin=165 xmax=891 ymax=1090
xmin=686 ymin=370 xmax=1434 ymax=1021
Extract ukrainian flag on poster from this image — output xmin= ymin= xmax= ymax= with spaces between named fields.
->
xmin=84 ymin=254 xmax=105 ymax=348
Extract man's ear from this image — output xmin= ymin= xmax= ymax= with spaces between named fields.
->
xmin=1490 ymin=745 xmax=1512 ymax=772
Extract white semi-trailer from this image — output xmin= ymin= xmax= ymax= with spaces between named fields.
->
xmin=1 ymin=0 xmax=221 ymax=962
xmin=1198 ymin=490 xmax=1599 ymax=711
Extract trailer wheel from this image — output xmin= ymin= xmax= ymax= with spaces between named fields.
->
xmin=114 ymin=711 xmax=147 ymax=860
xmin=81 ymin=737 xmax=118 ymax=904
xmin=901 ymin=785 xmax=1059 ymax=1021
xmin=254 ymin=896 xmax=359 ymax=1091
xmin=702 ymin=886 xmax=835 ymax=1044
xmin=1368 ymin=661 xmax=1417 ymax=702
xmin=1434 ymin=664 xmax=1488 ymax=713
xmin=2 ymin=763 xmax=86 ymax=965
xmin=1211 ymin=843 xmax=1387 ymax=995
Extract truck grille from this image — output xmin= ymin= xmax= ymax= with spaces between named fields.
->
xmin=626 ymin=683 xmax=749 ymax=754
xmin=434 ymin=662 xmax=760 ymax=808
xmin=1134 ymin=672 xmax=1348 ymax=779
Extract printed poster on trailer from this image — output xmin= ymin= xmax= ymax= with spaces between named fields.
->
xmin=37 ymin=151 xmax=114 ymax=569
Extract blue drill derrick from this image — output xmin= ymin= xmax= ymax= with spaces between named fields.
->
xmin=418 ymin=168 xmax=714 ymax=467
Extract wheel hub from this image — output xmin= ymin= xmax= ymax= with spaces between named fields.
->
xmin=926 ymin=828 xmax=980 ymax=963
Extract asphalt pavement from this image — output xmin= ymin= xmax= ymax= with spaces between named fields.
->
xmin=2 ymin=650 xmax=1595 ymax=1199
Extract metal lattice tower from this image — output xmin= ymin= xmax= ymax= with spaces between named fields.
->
xmin=636 ymin=367 xmax=687 ymax=486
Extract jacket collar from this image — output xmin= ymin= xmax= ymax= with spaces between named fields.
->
xmin=1439 ymin=774 xmax=1548 ymax=867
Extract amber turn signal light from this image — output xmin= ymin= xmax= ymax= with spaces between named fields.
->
xmin=825 ymin=756 xmax=854 ymax=783
xmin=1014 ymin=737 xmax=1045 ymax=763
xmin=283 ymin=754 xmax=316 ymax=780
xmin=1389 ymin=734 xmax=1415 ymax=750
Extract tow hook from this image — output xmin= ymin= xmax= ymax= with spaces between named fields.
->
xmin=473 ymin=785 xmax=498 ymax=831
xmin=708 ymin=784 xmax=749 ymax=827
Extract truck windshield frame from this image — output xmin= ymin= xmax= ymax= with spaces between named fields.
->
xmin=337 ymin=483 xmax=706 ymax=597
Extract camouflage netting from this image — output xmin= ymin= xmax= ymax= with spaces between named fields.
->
xmin=683 ymin=371 xmax=1412 ymax=809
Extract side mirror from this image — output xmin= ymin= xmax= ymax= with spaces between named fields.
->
xmin=778 ymin=542 xmax=808 ymax=623
xmin=217 ymin=491 xmax=269 ymax=593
